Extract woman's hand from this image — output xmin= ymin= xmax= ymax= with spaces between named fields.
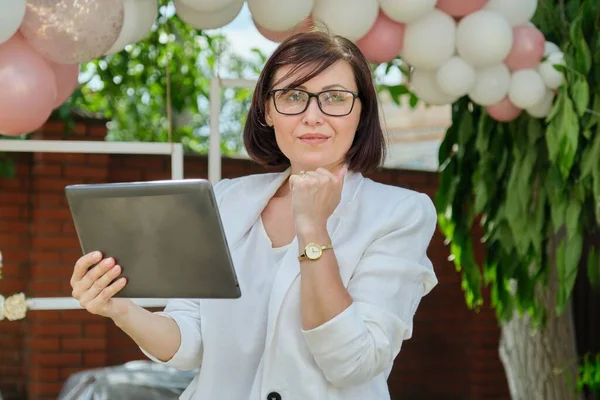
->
xmin=289 ymin=166 xmax=347 ymax=235
xmin=70 ymin=251 xmax=132 ymax=320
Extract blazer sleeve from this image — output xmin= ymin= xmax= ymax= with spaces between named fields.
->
xmin=140 ymin=178 xmax=233 ymax=370
xmin=301 ymin=192 xmax=438 ymax=388
xmin=140 ymin=299 xmax=203 ymax=371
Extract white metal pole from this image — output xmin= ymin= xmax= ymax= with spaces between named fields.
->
xmin=209 ymin=77 xmax=222 ymax=184
xmin=25 ymin=297 xmax=169 ymax=310
xmin=171 ymin=143 xmax=184 ymax=180
xmin=0 ymin=139 xmax=176 ymax=155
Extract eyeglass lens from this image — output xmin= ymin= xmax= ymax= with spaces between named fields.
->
xmin=273 ymin=89 xmax=355 ymax=116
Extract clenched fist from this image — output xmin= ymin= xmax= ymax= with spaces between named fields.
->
xmin=288 ymin=166 xmax=347 ymax=235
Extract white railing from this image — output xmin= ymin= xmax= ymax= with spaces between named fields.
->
xmin=0 ymin=139 xmax=184 ymax=318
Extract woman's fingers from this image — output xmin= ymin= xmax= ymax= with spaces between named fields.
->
xmin=71 ymin=257 xmax=116 ymax=298
xmin=78 ymin=264 xmax=122 ymax=307
xmin=84 ymin=277 xmax=128 ymax=315
xmin=71 ymin=251 xmax=102 ymax=286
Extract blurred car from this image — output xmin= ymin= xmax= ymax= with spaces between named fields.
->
xmin=58 ymin=360 xmax=197 ymax=400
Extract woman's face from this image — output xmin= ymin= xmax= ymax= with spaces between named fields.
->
xmin=265 ymin=60 xmax=361 ymax=173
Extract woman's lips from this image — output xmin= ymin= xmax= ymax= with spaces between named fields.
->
xmin=299 ymin=134 xmax=329 ymax=144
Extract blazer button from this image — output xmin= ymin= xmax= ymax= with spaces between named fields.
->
xmin=266 ymin=392 xmax=282 ymax=400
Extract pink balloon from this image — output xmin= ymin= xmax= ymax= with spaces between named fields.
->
xmin=50 ymin=62 xmax=79 ymax=108
xmin=254 ymin=17 xmax=313 ymax=43
xmin=487 ymin=97 xmax=522 ymax=122
xmin=437 ymin=0 xmax=488 ymax=17
xmin=0 ymin=33 xmax=57 ymax=136
xmin=356 ymin=11 xmax=405 ymax=64
xmin=504 ymin=25 xmax=545 ymax=70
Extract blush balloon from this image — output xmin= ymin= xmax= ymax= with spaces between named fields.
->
xmin=504 ymin=25 xmax=545 ymax=70
xmin=254 ymin=16 xmax=312 ymax=43
xmin=50 ymin=62 xmax=79 ymax=108
xmin=356 ymin=11 xmax=405 ymax=64
xmin=437 ymin=0 xmax=488 ymax=17
xmin=486 ymin=96 xmax=522 ymax=121
xmin=0 ymin=33 xmax=57 ymax=136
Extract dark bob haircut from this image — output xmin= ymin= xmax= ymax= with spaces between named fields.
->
xmin=243 ymin=30 xmax=386 ymax=173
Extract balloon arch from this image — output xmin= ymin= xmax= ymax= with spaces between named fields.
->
xmin=1 ymin=0 xmax=563 ymax=134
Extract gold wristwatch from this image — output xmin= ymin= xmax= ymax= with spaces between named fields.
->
xmin=298 ymin=243 xmax=333 ymax=262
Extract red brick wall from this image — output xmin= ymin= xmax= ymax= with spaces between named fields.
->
xmin=0 ymin=119 xmax=509 ymax=399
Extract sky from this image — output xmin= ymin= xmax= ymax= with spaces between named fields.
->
xmin=203 ymin=5 xmax=401 ymax=85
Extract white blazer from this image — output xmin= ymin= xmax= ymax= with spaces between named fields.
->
xmin=141 ymin=168 xmax=438 ymax=400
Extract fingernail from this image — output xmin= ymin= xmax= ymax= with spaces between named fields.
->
xmin=94 ymin=252 xmax=101 ymax=260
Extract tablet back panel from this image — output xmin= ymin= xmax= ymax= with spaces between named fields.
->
xmin=65 ymin=180 xmax=241 ymax=299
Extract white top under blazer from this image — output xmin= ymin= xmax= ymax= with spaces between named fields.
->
xmin=141 ymin=168 xmax=438 ymax=400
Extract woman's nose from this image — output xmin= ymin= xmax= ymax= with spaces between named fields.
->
xmin=302 ymin=97 xmax=324 ymax=124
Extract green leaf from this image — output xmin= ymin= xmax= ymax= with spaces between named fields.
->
xmin=581 ymin=129 xmax=600 ymax=179
xmin=547 ymin=91 xmax=580 ymax=178
xmin=587 ymin=247 xmax=600 ymax=290
xmin=475 ymin=111 xmax=494 ymax=154
xmin=556 ymin=232 xmax=583 ymax=314
xmin=409 ymin=92 xmax=419 ymax=108
xmin=474 ymin=166 xmax=489 ymax=214
xmin=569 ymin=15 xmax=593 ymax=74
xmin=385 ymin=84 xmax=409 ymax=105
xmin=570 ymin=74 xmax=590 ymax=116
xmin=546 ymin=95 xmax=565 ymax=162
xmin=527 ymin=117 xmax=544 ymax=145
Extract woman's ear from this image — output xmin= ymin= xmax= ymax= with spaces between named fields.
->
xmin=264 ymin=102 xmax=274 ymax=127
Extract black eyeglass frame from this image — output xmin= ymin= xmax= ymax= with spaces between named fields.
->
xmin=268 ymin=88 xmax=360 ymax=117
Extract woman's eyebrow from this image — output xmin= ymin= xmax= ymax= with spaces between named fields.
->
xmin=295 ymin=84 xmax=349 ymax=90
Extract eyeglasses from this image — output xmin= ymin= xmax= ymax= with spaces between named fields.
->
xmin=269 ymin=88 xmax=359 ymax=117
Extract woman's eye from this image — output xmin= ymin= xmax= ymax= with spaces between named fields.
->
xmin=281 ymin=91 xmax=304 ymax=101
xmin=323 ymin=92 xmax=346 ymax=102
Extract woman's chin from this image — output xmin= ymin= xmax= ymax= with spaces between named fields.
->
xmin=291 ymin=157 xmax=343 ymax=171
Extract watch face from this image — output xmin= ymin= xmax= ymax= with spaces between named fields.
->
xmin=306 ymin=243 xmax=322 ymax=260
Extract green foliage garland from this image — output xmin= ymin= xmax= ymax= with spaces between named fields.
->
xmin=436 ymin=0 xmax=600 ymax=325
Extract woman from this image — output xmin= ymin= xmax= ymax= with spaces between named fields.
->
xmin=69 ymin=31 xmax=438 ymax=400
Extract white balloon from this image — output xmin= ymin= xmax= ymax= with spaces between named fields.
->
xmin=248 ymin=0 xmax=313 ymax=32
xmin=175 ymin=0 xmax=243 ymax=30
xmin=526 ymin=89 xmax=555 ymax=118
xmin=484 ymin=0 xmax=538 ymax=26
xmin=437 ymin=57 xmax=476 ymax=97
xmin=0 ymin=0 xmax=26 ymax=44
xmin=508 ymin=69 xmax=545 ymax=109
xmin=456 ymin=10 xmax=513 ymax=68
xmin=410 ymin=69 xmax=458 ymax=106
xmin=403 ymin=10 xmax=456 ymax=69
xmin=468 ymin=64 xmax=511 ymax=106
xmin=106 ymin=0 xmax=157 ymax=55
xmin=544 ymin=41 xmax=560 ymax=56
xmin=179 ymin=0 xmax=235 ymax=12
xmin=379 ymin=0 xmax=437 ymax=24
xmin=312 ymin=0 xmax=378 ymax=41
xmin=538 ymin=52 xmax=565 ymax=89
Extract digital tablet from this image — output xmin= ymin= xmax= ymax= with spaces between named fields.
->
xmin=64 ymin=179 xmax=241 ymax=299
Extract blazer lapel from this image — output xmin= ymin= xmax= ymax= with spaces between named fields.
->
xmin=220 ymin=168 xmax=291 ymax=249
xmin=265 ymin=171 xmax=364 ymax=345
